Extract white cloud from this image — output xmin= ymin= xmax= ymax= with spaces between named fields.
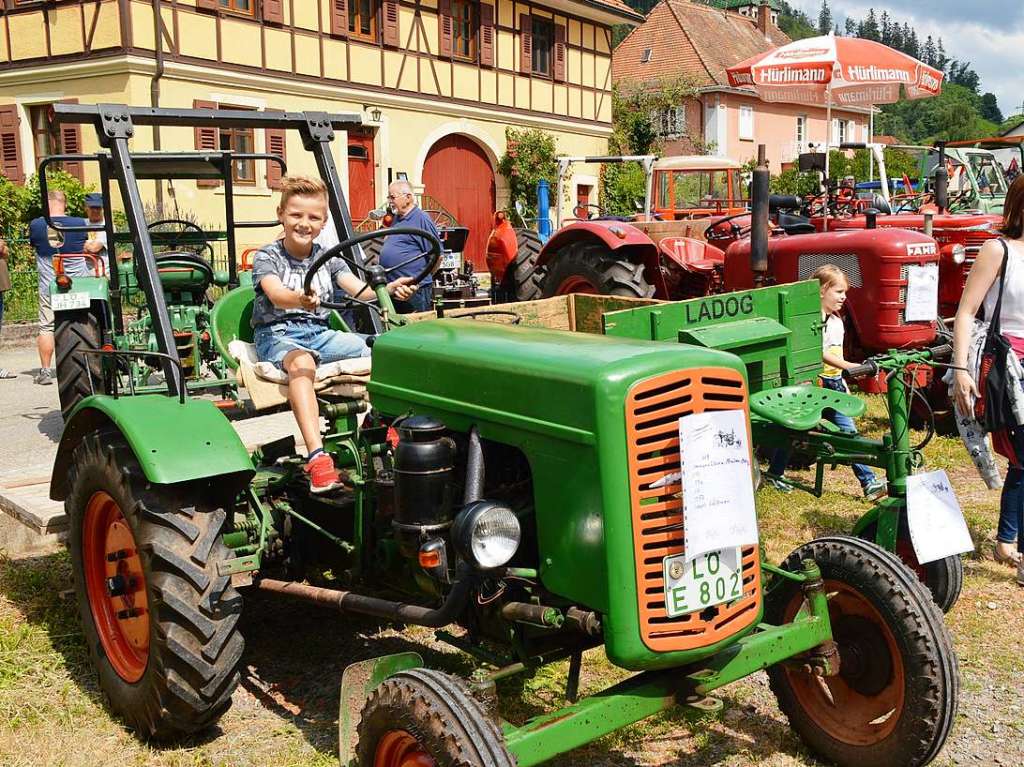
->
xmin=786 ymin=0 xmax=1024 ymax=117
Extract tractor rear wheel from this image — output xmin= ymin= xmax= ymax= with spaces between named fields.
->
xmin=509 ymin=229 xmax=545 ymax=301
xmin=540 ymin=241 xmax=654 ymax=299
xmin=859 ymin=519 xmax=963 ymax=612
xmin=765 ymin=536 xmax=958 ymax=767
xmin=357 ymin=668 xmax=515 ymax=767
xmin=55 ymin=310 xmax=107 ymax=421
xmin=359 ymin=238 xmax=382 ymax=268
xmin=66 ymin=430 xmax=244 ymax=740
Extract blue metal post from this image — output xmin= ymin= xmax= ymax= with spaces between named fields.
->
xmin=536 ymin=179 xmax=552 ymax=240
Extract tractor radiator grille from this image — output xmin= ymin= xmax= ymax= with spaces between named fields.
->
xmin=625 ymin=368 xmax=761 ymax=653
xmin=797 ymin=253 xmax=863 ymax=287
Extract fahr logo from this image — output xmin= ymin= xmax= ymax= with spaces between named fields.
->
xmin=907 ymin=242 xmax=938 ymax=257
xmin=920 ymin=71 xmax=941 ymax=91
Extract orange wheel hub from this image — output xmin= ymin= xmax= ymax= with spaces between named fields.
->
xmin=556 ymin=276 xmax=600 ymax=295
xmin=82 ymin=491 xmax=150 ymax=683
xmin=781 ymin=579 xmax=905 ymax=746
xmin=374 ymin=730 xmax=435 ymax=767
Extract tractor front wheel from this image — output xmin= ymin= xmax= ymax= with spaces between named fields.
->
xmin=508 ymin=228 xmax=545 ymax=301
xmin=357 ymin=668 xmax=515 ymax=767
xmin=765 ymin=536 xmax=958 ymax=767
xmin=66 ymin=430 xmax=244 ymax=739
xmin=540 ymin=241 xmax=654 ymax=299
xmin=55 ymin=310 xmax=107 ymax=421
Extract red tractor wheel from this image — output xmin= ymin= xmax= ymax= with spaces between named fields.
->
xmin=540 ymin=240 xmax=653 ymax=299
xmin=357 ymin=669 xmax=514 ymax=767
xmin=765 ymin=536 xmax=958 ymax=767
xmin=66 ymin=430 xmax=245 ymax=739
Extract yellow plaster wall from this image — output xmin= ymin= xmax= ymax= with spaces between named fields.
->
xmin=178 ymin=12 xmax=218 ymax=60
xmin=453 ymin=63 xmax=478 ymax=101
xmin=292 ymin=1 xmax=320 ymax=32
xmin=131 ymin=2 xmax=156 ymax=50
xmin=349 ymin=44 xmax=383 ymax=87
xmin=264 ymin=28 xmax=293 ymax=72
xmin=324 ymin=38 xmax=348 ymax=82
xmin=295 ymin=34 xmax=321 ymax=78
xmin=8 ymin=12 xmax=47 ymax=61
xmin=48 ymin=5 xmax=84 ymax=57
xmin=221 ymin=19 xmax=263 ymax=67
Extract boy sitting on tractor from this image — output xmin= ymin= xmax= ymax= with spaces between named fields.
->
xmin=252 ymin=175 xmax=418 ymax=492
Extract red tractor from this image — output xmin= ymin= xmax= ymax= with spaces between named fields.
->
xmin=489 ymin=155 xmax=940 ymax=357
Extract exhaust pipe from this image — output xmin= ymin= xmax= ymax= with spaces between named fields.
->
xmin=750 ymin=144 xmax=770 ymax=281
xmin=934 ymin=141 xmax=948 ymax=214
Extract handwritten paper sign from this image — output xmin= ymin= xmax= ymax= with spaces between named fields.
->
xmin=906 ymin=469 xmax=974 ymax=564
xmin=679 ymin=409 xmax=759 ymax=561
xmin=905 ymin=263 xmax=939 ymax=322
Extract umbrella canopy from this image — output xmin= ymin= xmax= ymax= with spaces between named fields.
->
xmin=726 ymin=34 xmax=943 ymax=107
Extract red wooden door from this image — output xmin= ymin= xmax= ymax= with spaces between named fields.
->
xmin=347 ymin=132 xmax=376 ymax=222
xmin=422 ymin=134 xmax=496 ymax=269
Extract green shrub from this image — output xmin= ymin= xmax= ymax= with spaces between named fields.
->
xmin=497 ymin=127 xmax=559 ymax=219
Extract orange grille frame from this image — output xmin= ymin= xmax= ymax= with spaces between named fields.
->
xmin=625 ymin=367 xmax=762 ymax=653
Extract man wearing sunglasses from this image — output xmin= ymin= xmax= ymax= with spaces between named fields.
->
xmin=379 ymin=180 xmax=440 ymax=313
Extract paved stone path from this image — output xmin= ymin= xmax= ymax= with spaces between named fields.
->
xmin=0 ymin=342 xmax=304 ymax=539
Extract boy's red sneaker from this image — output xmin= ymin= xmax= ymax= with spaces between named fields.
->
xmin=305 ymin=453 xmax=344 ymax=494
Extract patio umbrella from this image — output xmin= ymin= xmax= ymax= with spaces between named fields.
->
xmin=726 ymin=34 xmax=944 ymax=210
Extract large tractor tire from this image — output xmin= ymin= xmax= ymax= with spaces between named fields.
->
xmin=509 ymin=229 xmax=545 ymax=301
xmin=540 ymin=240 xmax=654 ymax=299
xmin=358 ymin=238 xmax=382 ymax=268
xmin=357 ymin=668 xmax=515 ymax=767
xmin=66 ymin=431 xmax=244 ymax=740
xmin=765 ymin=536 xmax=958 ymax=767
xmin=55 ymin=310 xmax=106 ymax=421
xmin=859 ymin=519 xmax=963 ymax=613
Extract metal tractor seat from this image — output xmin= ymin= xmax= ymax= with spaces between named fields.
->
xmin=139 ymin=251 xmax=215 ymax=302
xmin=660 ymin=236 xmax=725 ymax=273
xmin=209 ymin=285 xmax=370 ymax=411
xmin=749 ymin=384 xmax=865 ymax=432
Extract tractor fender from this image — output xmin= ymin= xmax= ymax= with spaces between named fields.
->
xmin=50 ymin=394 xmax=255 ymax=500
xmin=537 ymin=221 xmax=664 ymax=295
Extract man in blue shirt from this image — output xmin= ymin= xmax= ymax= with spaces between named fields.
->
xmin=379 ymin=180 xmax=440 ymax=313
xmin=29 ymin=190 xmax=88 ymax=385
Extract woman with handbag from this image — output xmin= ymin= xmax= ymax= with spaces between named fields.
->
xmin=953 ymin=174 xmax=1024 ymax=582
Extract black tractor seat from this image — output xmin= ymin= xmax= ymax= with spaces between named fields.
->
xmin=776 ymin=212 xmax=816 ymax=236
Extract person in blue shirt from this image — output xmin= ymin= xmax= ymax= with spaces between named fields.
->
xmin=379 ymin=180 xmax=441 ymax=313
xmin=28 ymin=190 xmax=88 ymax=385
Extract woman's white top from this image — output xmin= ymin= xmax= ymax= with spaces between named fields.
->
xmin=982 ymin=239 xmax=1024 ymax=338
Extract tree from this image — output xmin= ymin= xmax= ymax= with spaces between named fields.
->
xmin=860 ymin=8 xmax=880 ymax=41
xmin=879 ymin=11 xmax=891 ymax=46
xmin=817 ymin=0 xmax=832 ymax=36
xmin=980 ymin=93 xmax=1004 ymax=124
xmin=844 ymin=17 xmax=856 ymax=36
xmin=922 ymin=36 xmax=936 ymax=67
xmin=778 ymin=1 xmax=818 ymax=40
xmin=497 ymin=128 xmax=559 ymax=217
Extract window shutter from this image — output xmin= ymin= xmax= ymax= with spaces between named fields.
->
xmin=262 ymin=0 xmax=285 ymax=24
xmin=479 ymin=3 xmax=494 ymax=67
xmin=196 ymin=0 xmax=219 ymax=11
xmin=193 ymin=99 xmax=221 ymax=188
xmin=382 ymin=0 xmax=399 ymax=47
xmin=0 ymin=105 xmax=24 ymax=185
xmin=553 ymin=24 xmax=566 ymax=82
xmin=330 ymin=0 xmax=349 ymax=38
xmin=438 ymin=0 xmax=452 ymax=58
xmin=265 ymin=128 xmax=287 ymax=190
xmin=519 ymin=14 xmax=532 ymax=75
xmin=58 ymin=99 xmax=84 ymax=182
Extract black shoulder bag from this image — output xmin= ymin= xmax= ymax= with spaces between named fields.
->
xmin=976 ymin=239 xmax=1020 ymax=432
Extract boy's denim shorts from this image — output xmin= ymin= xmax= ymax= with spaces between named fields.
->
xmin=254 ymin=319 xmax=371 ymax=370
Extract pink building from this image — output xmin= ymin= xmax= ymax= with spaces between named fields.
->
xmin=613 ymin=0 xmax=871 ymax=171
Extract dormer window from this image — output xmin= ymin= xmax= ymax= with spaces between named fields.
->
xmin=641 ymin=48 xmax=652 ymax=64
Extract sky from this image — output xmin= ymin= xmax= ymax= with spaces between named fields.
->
xmin=786 ymin=0 xmax=1024 ymax=119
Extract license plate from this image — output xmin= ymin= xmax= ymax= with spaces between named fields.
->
xmin=440 ymin=251 xmax=460 ymax=270
xmin=663 ymin=547 xmax=743 ymax=618
xmin=51 ymin=291 xmax=91 ymax=311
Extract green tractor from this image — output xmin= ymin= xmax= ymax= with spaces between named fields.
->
xmin=49 ymin=105 xmax=958 ymax=767
xmin=42 ymin=126 xmax=289 ymax=420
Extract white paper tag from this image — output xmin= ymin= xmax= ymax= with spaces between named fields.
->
xmin=679 ymin=409 xmax=759 ymax=561
xmin=906 ymin=469 xmax=974 ymax=564
xmin=904 ymin=263 xmax=939 ymax=322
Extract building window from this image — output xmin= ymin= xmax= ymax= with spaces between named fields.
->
xmin=219 ymin=0 xmax=254 ymax=14
xmin=350 ymin=0 xmax=379 ymax=40
xmin=532 ymin=17 xmax=553 ymax=77
xmin=641 ymin=47 xmax=652 ymax=64
xmin=653 ymin=106 xmax=686 ymax=137
xmin=452 ymin=0 xmax=477 ymax=61
xmin=837 ymin=119 xmax=848 ymax=145
xmin=29 ymin=105 xmax=62 ymax=171
xmin=219 ymin=105 xmax=256 ymax=185
xmin=796 ymin=114 xmax=807 ymax=152
xmin=739 ymin=105 xmax=754 ymax=141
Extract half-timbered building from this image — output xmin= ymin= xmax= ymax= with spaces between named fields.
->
xmin=0 ymin=0 xmax=641 ymax=265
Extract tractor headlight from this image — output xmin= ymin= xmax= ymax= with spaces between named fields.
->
xmin=950 ymin=244 xmax=967 ymax=265
xmin=452 ymin=501 xmax=521 ymax=570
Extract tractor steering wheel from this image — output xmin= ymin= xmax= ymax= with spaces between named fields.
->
xmin=301 ymin=226 xmax=442 ymax=315
xmin=705 ymin=212 xmax=751 ymax=242
xmin=146 ymin=219 xmax=216 ymax=262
